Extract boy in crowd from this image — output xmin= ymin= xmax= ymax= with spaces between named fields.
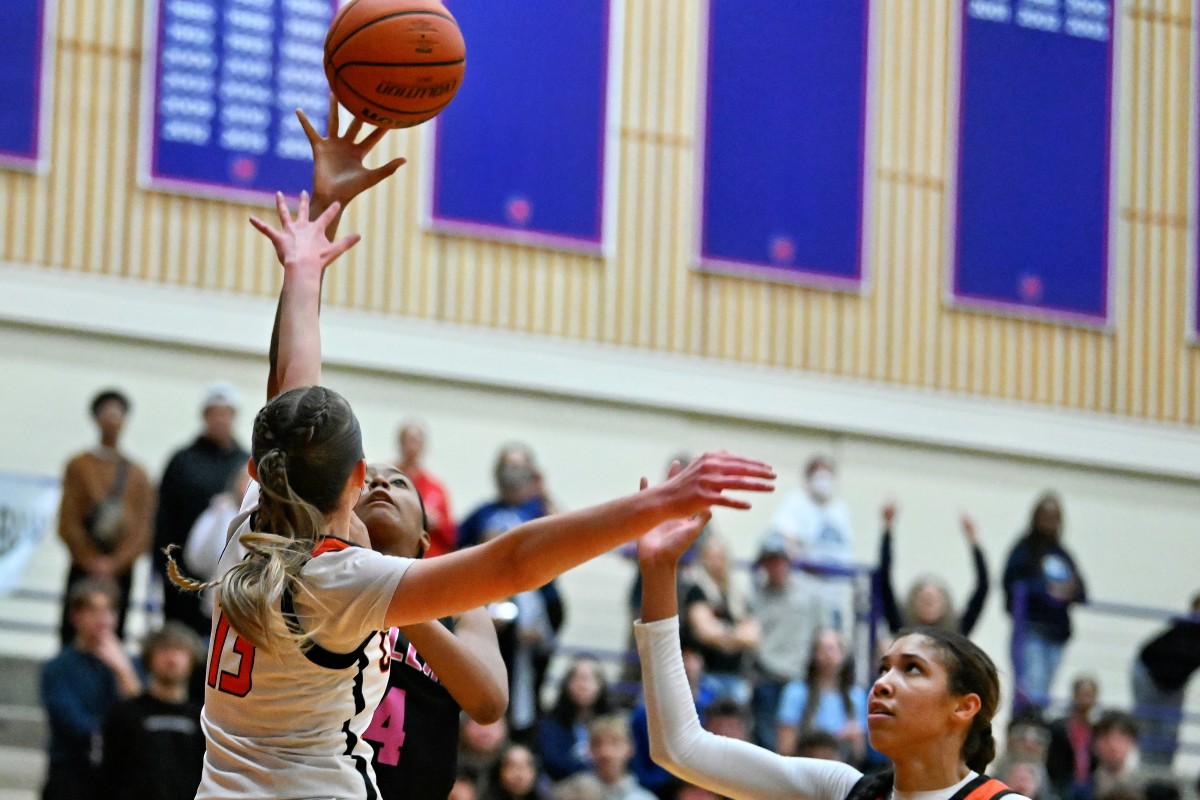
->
xmin=40 ymin=578 xmax=142 ymax=800
xmin=98 ymin=622 xmax=206 ymax=800
xmin=557 ymin=715 xmax=657 ymax=800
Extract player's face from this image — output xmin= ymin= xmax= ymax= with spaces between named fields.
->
xmin=354 ymin=464 xmax=428 ymax=557
xmin=867 ymin=634 xmax=971 ymax=760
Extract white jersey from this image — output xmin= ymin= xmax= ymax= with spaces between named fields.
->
xmin=196 ymin=483 xmax=414 ymax=800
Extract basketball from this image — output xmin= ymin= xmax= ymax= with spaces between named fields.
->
xmin=324 ymin=0 xmax=466 ymax=129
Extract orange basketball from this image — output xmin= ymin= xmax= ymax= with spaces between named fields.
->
xmin=324 ymin=0 xmax=466 ymax=129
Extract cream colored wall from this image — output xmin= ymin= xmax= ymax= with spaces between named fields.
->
xmin=2 ymin=313 xmax=1198 ymax=772
xmin=4 ymin=1 xmax=1200 ymax=424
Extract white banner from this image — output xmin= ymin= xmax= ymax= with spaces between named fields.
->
xmin=0 ymin=471 xmax=60 ymax=594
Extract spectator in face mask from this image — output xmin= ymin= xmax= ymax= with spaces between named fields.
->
xmin=763 ymin=455 xmax=855 ymax=635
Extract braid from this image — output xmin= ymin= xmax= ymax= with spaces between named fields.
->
xmin=164 ymin=544 xmax=220 ymax=593
xmin=964 ymin=720 xmax=996 ymax=773
xmin=168 ymin=385 xmax=363 ymax=654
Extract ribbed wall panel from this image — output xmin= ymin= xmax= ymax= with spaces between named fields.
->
xmin=3 ymin=0 xmax=1198 ymax=425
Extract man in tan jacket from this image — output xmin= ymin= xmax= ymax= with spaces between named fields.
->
xmin=58 ymin=389 xmax=155 ymax=643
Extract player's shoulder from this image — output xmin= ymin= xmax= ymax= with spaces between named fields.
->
xmin=301 ymin=539 xmax=413 ymax=580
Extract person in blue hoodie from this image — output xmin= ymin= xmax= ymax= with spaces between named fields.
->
xmin=1002 ymin=492 xmax=1087 ymax=712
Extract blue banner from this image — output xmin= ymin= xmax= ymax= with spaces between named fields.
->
xmin=951 ymin=0 xmax=1114 ymax=323
xmin=0 ymin=0 xmax=52 ymax=170
xmin=430 ymin=1 xmax=611 ymax=250
xmin=140 ymin=0 xmax=335 ymax=202
xmin=699 ymin=0 xmax=870 ymax=287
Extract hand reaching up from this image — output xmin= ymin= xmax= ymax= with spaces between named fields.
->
xmin=655 ymin=451 xmax=775 ymax=519
xmin=960 ymin=514 xmax=978 ymax=544
xmin=637 ymin=453 xmax=774 ymax=569
xmin=299 ymin=97 xmax=405 ymax=213
xmin=250 ymin=190 xmax=360 ymax=273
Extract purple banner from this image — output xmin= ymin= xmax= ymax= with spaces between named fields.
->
xmin=0 ymin=0 xmax=54 ymax=170
xmin=139 ymin=0 xmax=336 ymax=203
xmin=698 ymin=0 xmax=871 ymax=288
xmin=949 ymin=0 xmax=1115 ymax=325
xmin=429 ymin=1 xmax=612 ymax=251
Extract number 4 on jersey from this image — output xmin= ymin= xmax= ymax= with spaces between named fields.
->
xmin=364 ymin=687 xmax=407 ymax=765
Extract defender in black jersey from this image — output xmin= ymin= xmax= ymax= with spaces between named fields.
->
xmin=356 ymin=462 xmax=510 ymax=800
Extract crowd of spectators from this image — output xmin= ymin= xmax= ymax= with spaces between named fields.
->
xmin=32 ymin=387 xmax=1200 ymax=800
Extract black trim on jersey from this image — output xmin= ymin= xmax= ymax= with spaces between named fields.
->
xmin=343 ymin=644 xmax=377 ymax=800
xmin=949 ymin=775 xmax=1014 ymax=800
xmin=845 ymin=773 xmax=1013 ymax=800
xmin=280 ymin=585 xmax=376 ymax=670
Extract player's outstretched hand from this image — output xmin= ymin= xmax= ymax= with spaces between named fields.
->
xmin=636 ymin=461 xmax=711 ymax=568
xmin=299 ymin=96 xmax=405 ymax=210
xmin=250 ymin=190 xmax=360 ymax=272
xmin=655 ymin=451 xmax=775 ymax=518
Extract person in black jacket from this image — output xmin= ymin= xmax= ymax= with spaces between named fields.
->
xmin=876 ymin=503 xmax=989 ymax=637
xmin=1131 ymin=592 xmax=1200 ymax=767
xmin=98 ymin=622 xmax=205 ymax=800
xmin=1002 ymin=492 xmax=1087 ymax=712
xmin=153 ymin=384 xmax=249 ymax=638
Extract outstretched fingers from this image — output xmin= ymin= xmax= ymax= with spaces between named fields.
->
xmin=248 ymin=215 xmax=283 ymax=247
xmin=672 ymin=451 xmax=776 ymax=512
xmin=359 ymin=125 xmax=388 ymax=153
xmin=700 ymin=452 xmax=776 ymax=480
xmin=296 ymin=107 xmax=321 ymax=146
xmin=324 ymin=232 xmax=361 ymax=263
xmin=326 ymin=95 xmax=340 ymax=137
xmin=312 ymin=199 xmax=343 ymax=231
xmin=273 ymin=191 xmax=293 ymax=228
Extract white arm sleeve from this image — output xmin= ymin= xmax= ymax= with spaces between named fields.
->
xmin=635 ymin=616 xmax=862 ymax=800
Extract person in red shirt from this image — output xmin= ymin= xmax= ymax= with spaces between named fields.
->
xmin=396 ymin=420 xmax=457 ymax=557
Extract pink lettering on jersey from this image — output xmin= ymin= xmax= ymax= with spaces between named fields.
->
xmin=402 ymin=642 xmax=441 ymax=684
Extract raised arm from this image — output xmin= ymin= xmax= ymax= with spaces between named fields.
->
xmin=958 ymin=515 xmax=989 ymax=636
xmin=877 ymin=503 xmax=904 ymax=634
xmin=253 ymin=193 xmax=358 ymax=395
xmin=633 ymin=507 xmax=861 ymax=800
xmin=385 ymin=453 xmax=776 ymax=627
xmin=265 ymin=99 xmax=404 ymax=400
xmin=398 ymin=608 xmax=509 ymax=724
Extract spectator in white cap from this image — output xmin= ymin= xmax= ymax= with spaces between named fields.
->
xmin=153 ymin=382 xmax=250 ymax=638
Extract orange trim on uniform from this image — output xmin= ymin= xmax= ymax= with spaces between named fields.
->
xmin=960 ymin=778 xmax=1011 ymax=800
xmin=312 ymin=537 xmax=353 ymax=557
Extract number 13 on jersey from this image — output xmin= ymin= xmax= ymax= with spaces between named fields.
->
xmin=207 ymin=611 xmax=256 ymax=696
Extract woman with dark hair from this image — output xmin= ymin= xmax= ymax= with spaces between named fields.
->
xmin=775 ymin=629 xmax=866 ymax=763
xmin=480 ymin=743 xmax=553 ymax=800
xmin=632 ymin=505 xmax=1029 ymax=800
xmin=877 ymin=504 xmax=989 ymax=637
xmin=1002 ymin=493 xmax=1087 ymax=712
xmin=166 ymin=103 xmax=777 ymax=800
xmin=538 ymin=655 xmax=613 ymax=780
